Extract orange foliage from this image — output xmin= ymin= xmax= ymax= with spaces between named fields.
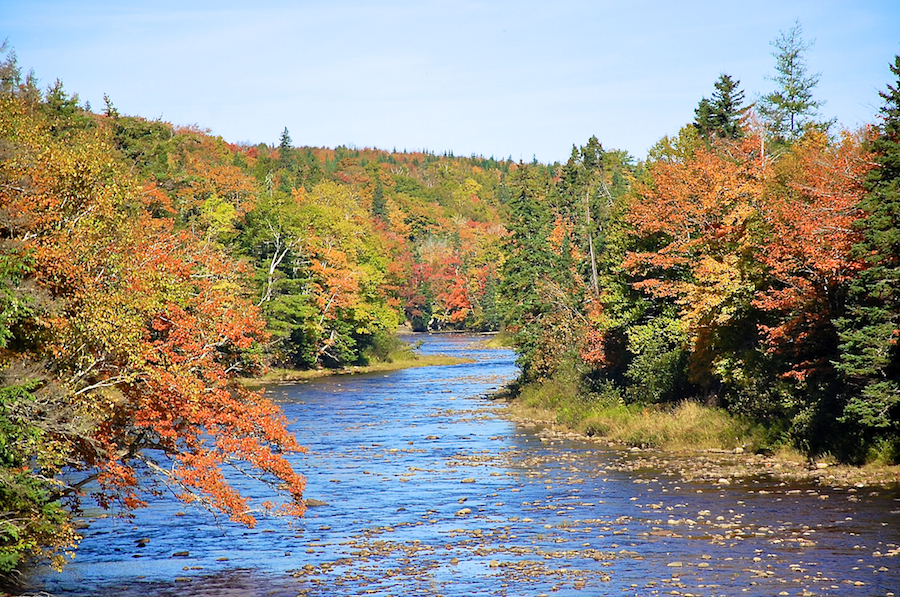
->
xmin=579 ymin=300 xmax=607 ymax=366
xmin=752 ymin=130 xmax=873 ymax=374
xmin=625 ymin=126 xmax=873 ymax=381
xmin=1 ymin=98 xmax=305 ymax=526
xmin=625 ymin=134 xmax=767 ymax=341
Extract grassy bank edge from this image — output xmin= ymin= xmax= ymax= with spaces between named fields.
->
xmin=497 ymin=378 xmax=900 ymax=488
xmin=239 ymin=353 xmax=473 ymax=386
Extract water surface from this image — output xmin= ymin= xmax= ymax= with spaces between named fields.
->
xmin=35 ymin=334 xmax=899 ymax=596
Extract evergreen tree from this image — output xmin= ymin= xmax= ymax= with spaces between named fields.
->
xmin=758 ymin=20 xmax=826 ymax=143
xmin=278 ymin=126 xmax=294 ymax=170
xmin=0 ymin=41 xmax=39 ymax=104
xmin=556 ymin=136 xmax=608 ymax=295
xmin=499 ymin=164 xmax=554 ymax=379
xmin=837 ymin=56 xmax=900 ymax=447
xmin=372 ymin=181 xmax=386 ymax=220
xmin=694 ymin=74 xmax=748 ymax=140
xmin=693 ymin=97 xmax=715 ymax=138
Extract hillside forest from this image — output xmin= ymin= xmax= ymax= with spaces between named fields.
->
xmin=1 ymin=25 xmax=899 ymax=583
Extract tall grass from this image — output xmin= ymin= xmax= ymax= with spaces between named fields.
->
xmin=509 ymin=371 xmax=763 ymax=452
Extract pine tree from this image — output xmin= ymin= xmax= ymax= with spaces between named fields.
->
xmin=758 ymin=21 xmax=826 ymax=143
xmin=693 ymin=97 xmax=715 ymax=138
xmin=837 ymin=56 xmax=900 ymax=445
xmin=557 ymin=136 xmax=608 ymax=295
xmin=498 ymin=164 xmax=554 ymax=379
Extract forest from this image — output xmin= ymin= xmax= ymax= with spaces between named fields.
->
xmin=1 ymin=24 xmax=899 ymax=584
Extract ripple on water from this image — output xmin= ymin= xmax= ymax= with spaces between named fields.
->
xmin=34 ymin=334 xmax=900 ymax=597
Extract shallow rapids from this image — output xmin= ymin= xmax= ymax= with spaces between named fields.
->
xmin=34 ymin=334 xmax=899 ymax=596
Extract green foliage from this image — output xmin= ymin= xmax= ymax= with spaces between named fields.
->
xmin=758 ymin=20 xmax=828 ymax=143
xmin=108 ymin=115 xmax=175 ymax=183
xmin=360 ymin=331 xmax=418 ymax=364
xmin=0 ymin=249 xmax=33 ymax=350
xmin=512 ymin=362 xmax=758 ymax=452
xmin=836 ymin=55 xmax=900 ymax=451
xmin=624 ymin=315 xmax=691 ymax=404
xmin=693 ymin=74 xmax=748 ymax=140
xmin=0 ymin=371 xmax=78 ymax=582
xmin=498 ymin=164 xmax=558 ymax=379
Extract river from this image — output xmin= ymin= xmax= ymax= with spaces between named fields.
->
xmin=33 ymin=334 xmax=899 ymax=596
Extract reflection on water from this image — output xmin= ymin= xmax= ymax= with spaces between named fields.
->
xmin=34 ymin=334 xmax=900 ymax=596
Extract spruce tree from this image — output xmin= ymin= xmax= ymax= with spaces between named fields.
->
xmin=278 ymin=126 xmax=294 ymax=170
xmin=837 ymin=56 xmax=900 ymax=447
xmin=693 ymin=97 xmax=715 ymax=138
xmin=694 ymin=74 xmax=747 ymax=140
xmin=498 ymin=164 xmax=554 ymax=379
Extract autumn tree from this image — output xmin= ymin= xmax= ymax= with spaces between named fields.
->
xmin=0 ymin=77 xmax=306 ymax=581
xmin=626 ymin=126 xmax=767 ymax=402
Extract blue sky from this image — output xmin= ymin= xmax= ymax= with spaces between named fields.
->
xmin=3 ymin=1 xmax=898 ymax=162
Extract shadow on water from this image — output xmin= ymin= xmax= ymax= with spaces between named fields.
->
xmin=33 ymin=334 xmax=900 ymax=596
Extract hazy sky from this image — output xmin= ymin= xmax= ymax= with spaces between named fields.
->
xmin=3 ymin=1 xmax=899 ymax=163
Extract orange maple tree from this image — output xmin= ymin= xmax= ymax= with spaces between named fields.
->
xmin=752 ymin=129 xmax=873 ymax=378
xmin=1 ymin=93 xmax=306 ymax=530
xmin=625 ymin=125 xmax=873 ymax=384
xmin=625 ymin=131 xmax=768 ymax=344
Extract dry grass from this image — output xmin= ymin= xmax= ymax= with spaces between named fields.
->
xmin=581 ymin=400 xmax=752 ymax=451
xmin=506 ymin=374 xmax=759 ymax=452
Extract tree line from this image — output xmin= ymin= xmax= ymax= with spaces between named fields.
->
xmin=0 ymin=39 xmax=515 ymax=583
xmin=0 ymin=20 xmax=898 ymax=583
xmin=501 ymin=24 xmax=899 ymax=466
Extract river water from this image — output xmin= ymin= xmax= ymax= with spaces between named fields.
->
xmin=34 ymin=334 xmax=899 ymax=596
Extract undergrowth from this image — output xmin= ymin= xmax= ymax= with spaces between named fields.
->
xmin=510 ymin=371 xmax=767 ymax=452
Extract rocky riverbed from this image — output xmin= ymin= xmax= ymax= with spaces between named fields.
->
xmin=33 ymin=335 xmax=900 ymax=597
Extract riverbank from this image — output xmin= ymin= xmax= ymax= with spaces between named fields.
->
xmin=503 ymin=399 xmax=900 ymax=489
xmin=239 ymin=353 xmax=473 ymax=386
xmin=36 ymin=333 xmax=900 ymax=597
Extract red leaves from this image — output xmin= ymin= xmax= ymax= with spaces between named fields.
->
xmin=1 ymin=97 xmax=305 ymax=527
xmin=626 ymin=125 xmax=874 ymax=383
xmin=626 ymin=134 xmax=766 ymax=342
xmin=579 ymin=300 xmax=607 ymax=366
xmin=752 ymin=130 xmax=873 ymax=373
xmin=754 ymin=131 xmax=872 ymax=309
